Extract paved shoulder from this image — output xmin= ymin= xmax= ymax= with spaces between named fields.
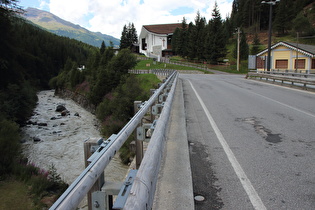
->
xmin=153 ymin=78 xmax=194 ymax=210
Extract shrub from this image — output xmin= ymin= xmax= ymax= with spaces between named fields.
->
xmin=14 ymin=162 xmax=68 ymax=207
xmin=119 ymin=136 xmax=135 ymax=165
xmin=0 ymin=119 xmax=21 ymax=177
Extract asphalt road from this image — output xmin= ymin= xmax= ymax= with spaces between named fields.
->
xmin=181 ymin=74 xmax=315 ymax=210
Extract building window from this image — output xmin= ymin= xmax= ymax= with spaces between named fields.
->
xmin=275 ymin=59 xmax=288 ymax=69
xmin=141 ymin=38 xmax=146 ymax=50
xmin=312 ymin=59 xmax=315 ymax=69
xmin=256 ymin=56 xmax=265 ymax=69
xmin=295 ymin=59 xmax=305 ymax=69
xmin=167 ymin=35 xmax=172 ymax=49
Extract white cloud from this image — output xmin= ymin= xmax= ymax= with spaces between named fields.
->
xmin=39 ymin=0 xmax=49 ymax=10
xmin=48 ymin=0 xmax=233 ymax=39
xmin=49 ymin=0 xmax=90 ymax=24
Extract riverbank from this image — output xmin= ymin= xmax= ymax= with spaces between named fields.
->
xmin=21 ymin=90 xmax=129 ymax=208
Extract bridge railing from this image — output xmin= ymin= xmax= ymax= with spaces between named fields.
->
xmin=254 ymin=70 xmax=315 ymax=78
xmin=128 ymin=69 xmax=175 ymax=76
xmin=247 ymin=71 xmax=315 ymax=90
xmin=50 ymin=70 xmax=178 ymax=210
xmin=124 ymin=71 xmax=178 ymax=209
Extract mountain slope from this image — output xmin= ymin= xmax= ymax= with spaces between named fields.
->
xmin=24 ymin=7 xmax=120 ymax=48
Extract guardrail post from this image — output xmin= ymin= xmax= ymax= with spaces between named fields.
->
xmin=134 ymin=101 xmax=143 ymax=169
xmin=84 ymin=138 xmax=105 ymax=210
xmin=150 ymin=89 xmax=156 ymax=122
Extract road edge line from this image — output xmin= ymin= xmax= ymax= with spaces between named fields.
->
xmin=188 ymin=80 xmax=267 ymax=210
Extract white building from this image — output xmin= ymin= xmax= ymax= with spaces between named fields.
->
xmin=139 ymin=23 xmax=181 ymax=61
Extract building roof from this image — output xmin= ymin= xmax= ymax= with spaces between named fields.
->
xmin=284 ymin=42 xmax=315 ymax=55
xmin=143 ymin=23 xmax=182 ymax=35
xmin=257 ymin=41 xmax=315 ymax=57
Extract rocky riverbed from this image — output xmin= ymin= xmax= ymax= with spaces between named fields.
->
xmin=21 ymin=90 xmax=128 ymax=207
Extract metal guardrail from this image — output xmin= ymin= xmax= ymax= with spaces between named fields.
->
xmin=167 ymin=60 xmax=209 ymax=71
xmin=255 ymin=70 xmax=315 ymax=78
xmin=50 ymin=71 xmax=178 ymax=210
xmin=128 ymin=69 xmax=174 ymax=76
xmin=247 ymin=72 xmax=315 ymax=90
xmin=124 ymin=71 xmax=177 ymax=209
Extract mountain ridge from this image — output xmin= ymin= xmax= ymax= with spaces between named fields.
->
xmin=24 ymin=7 xmax=120 ymax=48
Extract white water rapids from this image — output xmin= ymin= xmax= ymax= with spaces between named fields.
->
xmin=21 ymin=90 xmax=128 ymax=208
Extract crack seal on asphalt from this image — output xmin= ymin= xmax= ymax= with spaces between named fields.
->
xmin=236 ymin=117 xmax=282 ymax=144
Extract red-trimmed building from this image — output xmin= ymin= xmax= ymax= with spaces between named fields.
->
xmin=256 ymin=41 xmax=315 ymax=73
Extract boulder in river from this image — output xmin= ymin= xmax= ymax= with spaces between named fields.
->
xmin=38 ymin=122 xmax=48 ymax=126
xmin=56 ymin=104 xmax=67 ymax=112
xmin=33 ymin=137 xmax=41 ymax=142
xmin=27 ymin=120 xmax=37 ymax=125
xmin=61 ymin=110 xmax=70 ymax=116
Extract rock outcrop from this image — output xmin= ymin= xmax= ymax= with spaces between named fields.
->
xmin=55 ymin=89 xmax=96 ymax=114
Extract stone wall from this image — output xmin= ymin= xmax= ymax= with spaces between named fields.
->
xmin=55 ymin=89 xmax=96 ymax=114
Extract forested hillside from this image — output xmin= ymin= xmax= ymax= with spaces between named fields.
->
xmin=0 ymin=0 xmax=156 ymax=179
xmin=230 ymin=0 xmax=315 ymax=35
xmin=172 ymin=0 xmax=315 ymax=66
xmin=0 ymin=1 xmax=95 ymax=178
xmin=0 ymin=12 xmax=93 ymax=124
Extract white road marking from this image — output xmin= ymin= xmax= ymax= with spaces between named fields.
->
xmin=245 ymin=78 xmax=315 ymax=96
xmin=234 ymin=78 xmax=315 ymax=118
xmin=250 ymin=91 xmax=315 ymax=119
xmin=188 ymin=80 xmax=267 ymax=210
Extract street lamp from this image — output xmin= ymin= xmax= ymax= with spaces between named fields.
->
xmin=237 ymin=28 xmax=240 ymax=71
xmin=261 ymin=0 xmax=280 ymax=72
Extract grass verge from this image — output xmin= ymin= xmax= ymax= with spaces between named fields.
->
xmin=135 ymin=59 xmax=207 ymax=72
xmin=0 ymin=179 xmax=36 ymax=210
xmin=136 ymin=73 xmax=162 ymax=90
xmin=208 ymin=63 xmax=249 ymax=74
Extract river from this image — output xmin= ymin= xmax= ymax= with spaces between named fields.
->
xmin=21 ymin=90 xmax=128 ymax=208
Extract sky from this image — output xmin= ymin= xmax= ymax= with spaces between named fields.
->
xmin=19 ymin=0 xmax=233 ymax=39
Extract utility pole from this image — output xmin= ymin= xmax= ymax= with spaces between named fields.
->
xmin=296 ymin=32 xmax=299 ymax=72
xmin=267 ymin=2 xmax=272 ymax=72
xmin=237 ymin=27 xmax=240 ymax=71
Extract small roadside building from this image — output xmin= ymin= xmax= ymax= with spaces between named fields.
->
xmin=256 ymin=41 xmax=315 ymax=73
xmin=139 ymin=23 xmax=181 ymax=61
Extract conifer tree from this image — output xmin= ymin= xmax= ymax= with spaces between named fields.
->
xmin=205 ymin=2 xmax=227 ymax=64
xmin=240 ymin=29 xmax=249 ymax=60
xmin=0 ymin=0 xmax=22 ymax=89
xmin=119 ymin=23 xmax=138 ymax=50
xmin=250 ymin=33 xmax=262 ymax=55
xmin=100 ymin=41 xmax=106 ymax=54
xmin=292 ymin=13 xmax=312 ymax=35
xmin=187 ymin=22 xmax=196 ymax=60
xmin=274 ymin=0 xmax=295 ymax=35
xmin=172 ymin=27 xmax=181 ymax=55
xmin=180 ymin=17 xmax=188 ymax=58
xmin=230 ymin=0 xmax=241 ymax=27
xmin=172 ymin=17 xmax=188 ymax=57
xmin=129 ymin=23 xmax=138 ymax=45
xmin=223 ymin=16 xmax=233 ymax=40
xmin=194 ymin=12 xmax=206 ymax=61
xmin=120 ymin=25 xmax=129 ymax=49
